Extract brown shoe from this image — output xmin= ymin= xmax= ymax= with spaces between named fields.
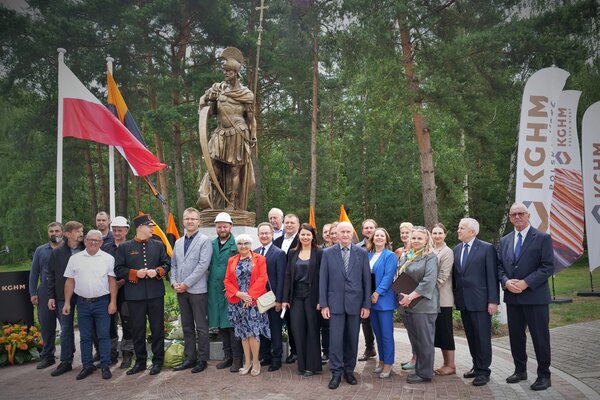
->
xmin=358 ymin=349 xmax=376 ymax=361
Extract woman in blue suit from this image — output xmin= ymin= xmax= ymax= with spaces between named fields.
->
xmin=368 ymin=228 xmax=398 ymax=378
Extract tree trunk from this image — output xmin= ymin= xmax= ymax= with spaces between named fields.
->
xmin=310 ymin=9 xmax=318 ymax=212
xmin=96 ymin=143 xmax=109 ymax=211
xmin=398 ymin=12 xmax=439 ymax=229
xmin=173 ymin=122 xmax=185 ymax=222
xmin=82 ymin=144 xmax=98 ymax=218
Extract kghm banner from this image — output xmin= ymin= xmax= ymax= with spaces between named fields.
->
xmin=582 ymin=101 xmax=600 ymax=272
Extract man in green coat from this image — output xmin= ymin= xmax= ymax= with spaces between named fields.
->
xmin=207 ymin=212 xmax=243 ymax=372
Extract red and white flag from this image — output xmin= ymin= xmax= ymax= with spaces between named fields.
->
xmin=59 ymin=59 xmax=166 ymax=176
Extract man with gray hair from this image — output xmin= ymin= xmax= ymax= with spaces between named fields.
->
xmin=268 ymin=208 xmax=285 ymax=240
xmin=62 ymin=230 xmax=118 ymax=380
xmin=453 ymin=218 xmax=499 ymax=386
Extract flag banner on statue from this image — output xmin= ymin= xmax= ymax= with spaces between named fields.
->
xmin=582 ymin=101 xmax=600 ymax=272
xmin=549 ymin=90 xmax=584 ymax=273
xmin=515 ymin=67 xmax=569 ymax=233
xmin=58 ymin=60 xmax=166 ymax=176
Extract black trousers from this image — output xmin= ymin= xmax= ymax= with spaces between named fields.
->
xmin=128 ymin=297 xmax=164 ymax=365
xmin=360 ymin=316 xmax=375 ymax=351
xmin=290 ymin=296 xmax=322 ymax=373
xmin=220 ymin=327 xmax=243 ymax=359
xmin=507 ymin=303 xmax=551 ymax=378
xmin=460 ymin=310 xmax=492 ymax=377
xmin=319 ymin=311 xmax=329 ymax=356
xmin=284 ymin=309 xmax=296 ymax=355
xmin=259 ymin=306 xmax=283 ymax=363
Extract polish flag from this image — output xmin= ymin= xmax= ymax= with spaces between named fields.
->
xmin=58 ymin=60 xmax=166 ymax=176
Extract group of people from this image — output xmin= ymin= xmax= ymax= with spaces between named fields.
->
xmin=29 ymin=202 xmax=554 ymax=391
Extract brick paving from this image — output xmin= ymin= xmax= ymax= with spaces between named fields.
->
xmin=2 ymin=322 xmax=599 ymax=400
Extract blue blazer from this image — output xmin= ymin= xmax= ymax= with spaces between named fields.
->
xmin=498 ymin=227 xmax=553 ymax=305
xmin=452 ymin=238 xmax=499 ymax=312
xmin=254 ymin=245 xmax=287 ymax=303
xmin=319 ymin=243 xmax=371 ymax=315
xmin=368 ymin=249 xmax=397 ymax=311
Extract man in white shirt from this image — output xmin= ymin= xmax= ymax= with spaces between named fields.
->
xmin=273 ymin=214 xmax=299 ymax=254
xmin=63 ymin=230 xmax=117 ymax=381
xmin=268 ymin=208 xmax=285 ymax=240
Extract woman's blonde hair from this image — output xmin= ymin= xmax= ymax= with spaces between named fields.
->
xmin=410 ymin=226 xmax=434 ymax=256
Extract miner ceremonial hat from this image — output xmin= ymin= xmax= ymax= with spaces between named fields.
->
xmin=214 ymin=212 xmax=233 ymax=224
xmin=111 ymin=216 xmax=130 ymax=228
xmin=133 ymin=214 xmax=156 ymax=228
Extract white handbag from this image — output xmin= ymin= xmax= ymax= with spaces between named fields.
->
xmin=257 ymin=289 xmax=276 ymax=313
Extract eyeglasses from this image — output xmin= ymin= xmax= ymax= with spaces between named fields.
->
xmin=509 ymin=212 xmax=527 ymax=218
xmin=183 ymin=218 xmax=200 ymax=221
xmin=85 ymin=239 xmax=102 ymax=244
xmin=237 ymin=242 xmax=252 ymax=247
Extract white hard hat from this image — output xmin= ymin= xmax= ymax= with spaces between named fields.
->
xmin=214 ymin=212 xmax=233 ymax=224
xmin=111 ymin=216 xmax=130 ymax=228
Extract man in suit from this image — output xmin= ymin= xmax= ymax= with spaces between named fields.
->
xmin=114 ymin=214 xmax=171 ymax=376
xmin=255 ymin=222 xmax=287 ymax=371
xmin=273 ymin=213 xmax=299 ymax=254
xmin=320 ymin=221 xmax=371 ymax=390
xmin=171 ymin=207 xmax=213 ymax=374
xmin=453 ymin=218 xmax=499 ymax=386
xmin=357 ymin=219 xmax=377 ymax=362
xmin=498 ymin=202 xmax=554 ymax=391
xmin=273 ymin=213 xmax=299 ymax=363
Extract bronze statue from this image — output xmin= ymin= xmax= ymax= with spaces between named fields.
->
xmin=197 ymin=47 xmax=256 ymax=211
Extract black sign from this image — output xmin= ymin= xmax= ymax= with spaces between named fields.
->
xmin=0 ymin=271 xmax=34 ymax=326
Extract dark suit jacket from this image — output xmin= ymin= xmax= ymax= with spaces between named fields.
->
xmin=319 ymin=243 xmax=371 ymax=315
xmin=47 ymin=241 xmax=85 ymax=301
xmin=498 ymin=226 xmax=553 ymax=305
xmin=282 ymin=247 xmax=323 ymax=307
xmin=453 ymin=238 xmax=499 ymax=312
xmin=273 ymin=233 xmax=299 ymax=254
xmin=255 ymin=245 xmax=287 ymax=303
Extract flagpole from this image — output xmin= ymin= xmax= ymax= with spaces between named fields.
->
xmin=56 ymin=48 xmax=66 ymax=223
xmin=106 ymin=56 xmax=116 ymax=218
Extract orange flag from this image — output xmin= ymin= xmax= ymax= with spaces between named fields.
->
xmin=166 ymin=212 xmax=180 ymax=247
xmin=338 ymin=204 xmax=359 ymax=243
xmin=309 ymin=206 xmax=317 ymax=233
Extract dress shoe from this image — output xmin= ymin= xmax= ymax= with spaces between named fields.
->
xmin=120 ymin=352 xmax=133 ymax=369
xmin=191 ymin=361 xmax=208 ymax=374
xmin=251 ymin=365 xmax=261 ymax=376
xmin=506 ymin=372 xmax=527 ymax=383
xmin=401 ymin=362 xmax=416 ymax=370
xmin=285 ymin=353 xmax=297 ymax=364
xmin=380 ymin=366 xmax=393 ymax=379
xmin=358 ymin=348 xmax=376 ymax=361
xmin=51 ymin=362 xmax=72 ymax=377
xmin=260 ymin=358 xmax=271 ymax=366
xmin=149 ymin=364 xmax=162 ymax=375
xmin=328 ymin=375 xmax=342 ymax=390
xmin=230 ymin=357 xmax=243 ymax=373
xmin=216 ymin=357 xmax=233 ymax=369
xmin=303 ymin=371 xmax=314 ymax=377
xmin=76 ymin=365 xmax=97 ymax=380
xmin=173 ymin=359 xmax=196 ymax=371
xmin=344 ymin=373 xmax=358 ymax=385
xmin=101 ymin=366 xmax=112 ymax=380
xmin=530 ymin=377 xmax=551 ymax=391
xmin=463 ymin=368 xmax=477 ymax=378
xmin=37 ymin=358 xmax=56 ymax=369
xmin=126 ymin=362 xmax=147 ymax=375
xmin=407 ymin=373 xmax=431 ymax=384
xmin=268 ymin=362 xmax=282 ymax=372
xmin=473 ymin=375 xmax=490 ymax=386
xmin=239 ymin=362 xmax=252 ymax=375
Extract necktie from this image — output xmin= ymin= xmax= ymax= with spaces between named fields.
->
xmin=342 ymin=247 xmax=350 ymax=273
xmin=461 ymin=243 xmax=469 ymax=272
xmin=514 ymin=232 xmax=522 ymax=259
xmin=260 ymin=247 xmax=265 ymax=256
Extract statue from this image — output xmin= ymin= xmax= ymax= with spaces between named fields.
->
xmin=197 ymin=47 xmax=256 ymax=211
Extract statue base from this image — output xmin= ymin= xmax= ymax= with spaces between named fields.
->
xmin=198 ymin=209 xmax=256 ymax=227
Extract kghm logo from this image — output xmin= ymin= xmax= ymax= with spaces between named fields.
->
xmin=1 ymin=284 xmax=26 ymax=291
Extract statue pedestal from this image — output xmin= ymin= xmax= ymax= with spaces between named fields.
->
xmin=198 ymin=209 xmax=256 ymax=227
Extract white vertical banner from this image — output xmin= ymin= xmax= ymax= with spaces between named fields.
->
xmin=515 ymin=67 xmax=570 ymax=233
xmin=549 ymin=90 xmax=584 ymax=273
xmin=582 ymin=101 xmax=600 ymax=272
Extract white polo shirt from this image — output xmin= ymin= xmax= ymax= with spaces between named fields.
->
xmin=64 ymin=249 xmax=116 ymax=299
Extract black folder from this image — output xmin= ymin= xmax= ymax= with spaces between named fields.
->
xmin=392 ymin=273 xmax=423 ymax=309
